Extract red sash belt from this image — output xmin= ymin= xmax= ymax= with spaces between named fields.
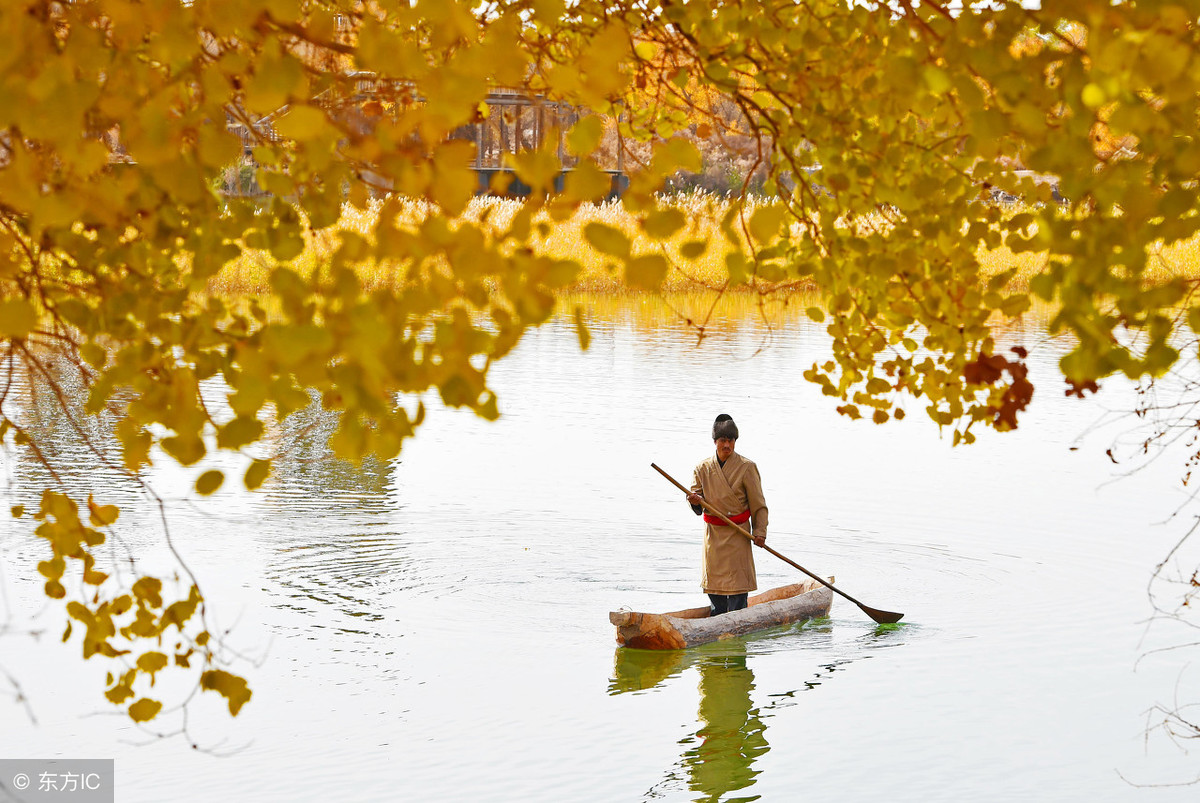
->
xmin=703 ymin=510 xmax=751 ymax=526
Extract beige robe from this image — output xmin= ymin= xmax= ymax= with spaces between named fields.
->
xmin=690 ymin=451 xmax=769 ymax=594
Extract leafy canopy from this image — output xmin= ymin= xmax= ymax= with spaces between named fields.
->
xmin=2 ymin=0 xmax=1199 ymax=729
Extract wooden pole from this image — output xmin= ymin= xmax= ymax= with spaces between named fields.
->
xmin=651 ymin=463 xmax=904 ymax=625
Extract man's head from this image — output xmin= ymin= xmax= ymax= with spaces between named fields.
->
xmin=712 ymin=414 xmax=738 ymax=461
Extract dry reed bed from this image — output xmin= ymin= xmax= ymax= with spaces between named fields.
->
xmin=208 ymin=195 xmax=1200 ymax=298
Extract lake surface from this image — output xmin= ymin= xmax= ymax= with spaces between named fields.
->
xmin=2 ymin=297 xmax=1200 ymax=801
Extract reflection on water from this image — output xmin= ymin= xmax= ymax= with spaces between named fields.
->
xmin=0 ymin=350 xmax=135 ymax=509
xmin=611 ymin=618 xmax=868 ymax=803
xmin=613 ymin=643 xmax=766 ymax=802
xmin=255 ymin=400 xmax=413 ymax=636
xmin=680 ymin=647 xmax=767 ymax=803
xmin=4 ymin=298 xmax=1200 ymax=801
xmin=268 ymin=398 xmax=395 ymax=507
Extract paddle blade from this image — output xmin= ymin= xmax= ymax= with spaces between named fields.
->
xmin=861 ymin=606 xmax=904 ymax=624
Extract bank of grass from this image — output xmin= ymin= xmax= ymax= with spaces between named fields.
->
xmin=208 ymin=195 xmax=1200 ymax=298
xmin=209 ymin=193 xmax=745 ymax=296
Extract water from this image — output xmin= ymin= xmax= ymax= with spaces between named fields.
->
xmin=2 ymin=300 xmax=1199 ymax=801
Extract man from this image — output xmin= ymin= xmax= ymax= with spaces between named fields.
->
xmin=685 ymin=414 xmax=768 ymax=616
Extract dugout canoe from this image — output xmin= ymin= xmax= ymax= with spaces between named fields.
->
xmin=609 ymin=578 xmax=833 ymax=650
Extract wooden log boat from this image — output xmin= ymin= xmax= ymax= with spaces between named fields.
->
xmin=609 ymin=578 xmax=833 ymax=650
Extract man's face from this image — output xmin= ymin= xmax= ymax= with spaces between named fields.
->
xmin=715 ymin=437 xmax=736 ymax=461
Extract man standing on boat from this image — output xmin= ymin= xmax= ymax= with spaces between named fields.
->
xmin=686 ymin=414 xmax=768 ymax=616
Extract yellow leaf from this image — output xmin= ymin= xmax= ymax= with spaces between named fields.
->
xmin=573 ymin=305 xmax=591 ymax=351
xmin=577 ymin=25 xmax=632 ymax=102
xmin=1081 ymin=83 xmax=1106 ymax=109
xmin=923 ymin=66 xmax=952 ymax=94
xmin=625 ymin=254 xmax=669 ymax=290
xmin=105 ymin=682 xmax=134 ymax=705
xmin=431 ymin=151 xmax=478 ymax=216
xmin=563 ymin=160 xmax=613 ymax=203
xmin=244 ymin=459 xmax=271 ymax=491
xmin=566 ymin=116 xmax=605 ymax=156
xmin=642 ymin=208 xmax=687 ymax=240
xmin=583 ymin=223 xmax=631 ymax=258
xmin=136 ymin=651 xmax=169 ymax=676
xmin=200 ymin=669 xmax=253 ymax=716
xmin=128 ymin=697 xmax=162 ymax=723
xmin=509 ymin=145 xmax=562 ymax=196
xmin=679 ymin=240 xmax=708 ymax=260
xmin=634 ymin=41 xmax=658 ymax=60
xmin=655 ymin=138 xmax=702 ymax=174
xmin=243 ymin=49 xmax=304 ymax=113
xmin=273 ymin=106 xmax=328 ymax=141
xmin=217 ymin=416 xmax=265 ymax=449
xmin=0 ymin=298 xmax=37 ymax=338
xmin=162 ymin=434 xmax=206 ymax=466
xmin=132 ymin=577 xmax=163 ymax=609
xmin=87 ymin=495 xmax=119 ymax=527
xmin=748 ymin=204 xmax=787 ymax=243
xmin=195 ymin=470 xmax=225 ymax=496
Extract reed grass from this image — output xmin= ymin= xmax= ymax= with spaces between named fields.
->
xmin=207 ymin=195 xmax=1200 ymax=299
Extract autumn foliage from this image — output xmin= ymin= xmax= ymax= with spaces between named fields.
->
xmin=3 ymin=0 xmax=1200 ymax=729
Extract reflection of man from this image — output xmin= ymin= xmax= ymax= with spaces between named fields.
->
xmin=685 ymin=414 xmax=768 ymax=616
xmin=609 ymin=646 xmax=769 ymax=802
xmin=685 ymin=652 xmax=767 ymax=801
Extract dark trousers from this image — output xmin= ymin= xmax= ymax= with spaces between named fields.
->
xmin=708 ymin=593 xmax=749 ymax=616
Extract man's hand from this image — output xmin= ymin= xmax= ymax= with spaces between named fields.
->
xmin=686 ymin=492 xmax=703 ymax=506
xmin=753 ymin=533 xmax=766 ymax=547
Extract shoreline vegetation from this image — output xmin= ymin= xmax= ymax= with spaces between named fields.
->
xmin=208 ymin=193 xmax=1200 ymax=302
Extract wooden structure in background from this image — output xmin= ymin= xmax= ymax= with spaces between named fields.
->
xmin=223 ymin=78 xmax=627 ymax=199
